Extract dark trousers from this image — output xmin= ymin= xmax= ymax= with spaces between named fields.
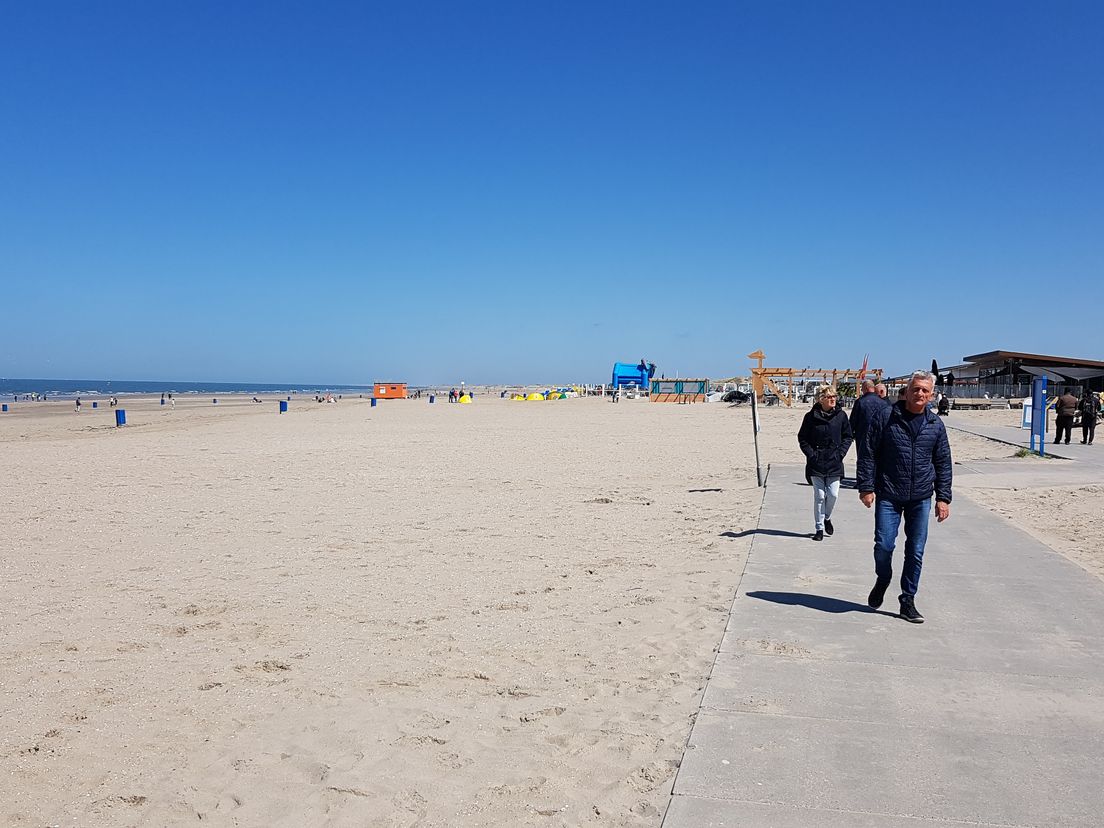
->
xmin=1054 ymin=414 xmax=1073 ymax=444
xmin=1083 ymin=421 xmax=1096 ymax=444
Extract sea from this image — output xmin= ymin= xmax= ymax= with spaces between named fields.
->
xmin=0 ymin=378 xmax=375 ymax=399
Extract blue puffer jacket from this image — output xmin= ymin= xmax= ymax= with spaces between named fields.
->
xmin=857 ymin=401 xmax=953 ymax=503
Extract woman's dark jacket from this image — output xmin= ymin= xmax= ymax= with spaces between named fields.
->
xmin=798 ymin=404 xmax=854 ymax=480
xmin=857 ymin=401 xmax=953 ymax=504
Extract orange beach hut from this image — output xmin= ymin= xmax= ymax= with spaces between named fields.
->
xmin=373 ymin=381 xmax=407 ymax=399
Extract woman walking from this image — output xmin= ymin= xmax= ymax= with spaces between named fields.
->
xmin=798 ymin=385 xmax=854 ymax=541
xmin=1079 ymin=389 xmax=1100 ymax=445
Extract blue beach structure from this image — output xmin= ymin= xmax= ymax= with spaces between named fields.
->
xmin=611 ymin=360 xmax=656 ymax=390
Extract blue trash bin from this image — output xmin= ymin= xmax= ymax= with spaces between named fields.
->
xmin=115 ymin=409 xmax=126 ymax=427
xmin=371 ymin=398 xmax=377 ymax=407
xmin=429 ymin=395 xmax=435 ymax=404
xmin=92 ymin=401 xmax=98 ymax=408
xmin=1 ymin=404 xmax=7 ymax=412
xmin=279 ymin=400 xmax=288 ymax=413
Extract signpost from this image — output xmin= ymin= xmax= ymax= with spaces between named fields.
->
xmin=1029 ymin=377 xmax=1047 ymax=456
xmin=751 ymin=391 xmax=764 ymax=486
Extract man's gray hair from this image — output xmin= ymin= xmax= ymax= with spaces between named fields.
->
xmin=861 ymin=379 xmax=876 ymax=392
xmin=910 ymin=370 xmax=936 ymax=387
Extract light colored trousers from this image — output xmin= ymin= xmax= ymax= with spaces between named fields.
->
xmin=810 ymin=475 xmax=841 ymax=531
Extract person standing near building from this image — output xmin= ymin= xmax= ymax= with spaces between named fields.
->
xmin=798 ymin=385 xmax=853 ymax=542
xmin=857 ymin=371 xmax=952 ymax=623
xmin=875 ymin=383 xmax=888 ymax=400
xmin=1054 ymin=388 xmax=1079 ymax=445
xmin=1079 ymin=389 xmax=1100 ymax=445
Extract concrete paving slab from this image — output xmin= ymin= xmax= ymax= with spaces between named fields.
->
xmin=664 ymin=462 xmax=1104 ymax=828
xmin=664 ymin=796 xmax=998 ymax=827
xmin=675 ymin=710 xmax=1102 ymax=827
xmin=703 ymin=652 xmax=1104 ymax=740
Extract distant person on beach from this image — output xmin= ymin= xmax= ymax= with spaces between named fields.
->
xmin=858 ymin=370 xmax=952 ymax=623
xmin=849 ymin=379 xmax=888 ymax=451
xmin=1079 ymin=389 xmax=1100 ymax=445
xmin=798 ymin=385 xmax=853 ymax=542
xmin=75 ymin=397 xmax=81 ymax=412
xmin=1054 ymin=389 xmax=1079 ymax=445
xmin=937 ymin=394 xmax=950 ymax=416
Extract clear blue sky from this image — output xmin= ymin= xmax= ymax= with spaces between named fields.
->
xmin=3 ymin=1 xmax=1101 ymax=384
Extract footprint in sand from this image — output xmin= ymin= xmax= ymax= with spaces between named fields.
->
xmin=519 ymin=706 xmax=566 ymax=723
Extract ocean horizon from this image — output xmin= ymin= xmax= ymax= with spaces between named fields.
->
xmin=0 ymin=377 xmax=377 ymax=398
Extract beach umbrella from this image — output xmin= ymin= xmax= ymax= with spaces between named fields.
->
xmin=931 ymin=359 xmax=941 ymax=386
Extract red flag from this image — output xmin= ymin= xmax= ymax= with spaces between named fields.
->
xmin=859 ymin=353 xmax=868 ymax=380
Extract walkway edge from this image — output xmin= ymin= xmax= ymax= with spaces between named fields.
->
xmin=660 ymin=463 xmax=771 ymax=825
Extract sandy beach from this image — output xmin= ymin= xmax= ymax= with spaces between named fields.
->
xmin=2 ymin=396 xmax=1100 ymax=826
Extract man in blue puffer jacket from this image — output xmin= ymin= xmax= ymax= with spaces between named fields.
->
xmin=857 ymin=370 xmax=952 ymax=623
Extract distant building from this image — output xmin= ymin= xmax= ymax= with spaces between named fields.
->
xmin=888 ymin=350 xmax=1104 ymax=395
xmin=374 ymin=382 xmax=407 ymax=399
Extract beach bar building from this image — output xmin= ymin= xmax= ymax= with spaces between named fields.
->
xmin=888 ymin=350 xmax=1104 ymax=398
xmin=373 ymin=381 xmax=407 ymax=399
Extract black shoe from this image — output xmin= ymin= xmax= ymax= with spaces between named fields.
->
xmin=824 ymin=518 xmax=834 ymax=536
xmin=899 ymin=596 xmax=924 ymax=623
xmin=867 ymin=579 xmax=890 ymax=609
xmin=812 ymin=530 xmax=823 ymax=541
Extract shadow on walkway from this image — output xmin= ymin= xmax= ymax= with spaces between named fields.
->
xmin=721 ymin=529 xmax=808 ymax=539
xmin=746 ymin=590 xmax=896 ymax=618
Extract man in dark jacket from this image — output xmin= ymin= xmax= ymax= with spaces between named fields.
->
xmin=849 ymin=379 xmax=889 ymax=448
xmin=857 ymin=370 xmax=952 ymax=623
xmin=1054 ymin=389 xmax=1079 ymax=445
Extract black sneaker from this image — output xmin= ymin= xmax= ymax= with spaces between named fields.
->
xmin=867 ymin=579 xmax=890 ymax=609
xmin=812 ymin=530 xmax=823 ymax=541
xmin=899 ymin=595 xmax=924 ymax=623
xmin=824 ymin=518 xmax=834 ymax=536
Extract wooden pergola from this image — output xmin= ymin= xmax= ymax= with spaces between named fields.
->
xmin=746 ymin=350 xmax=883 ymax=407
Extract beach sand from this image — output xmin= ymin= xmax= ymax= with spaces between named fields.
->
xmin=1 ymin=396 xmax=1099 ymax=825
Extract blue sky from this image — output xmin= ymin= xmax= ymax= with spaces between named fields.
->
xmin=2 ymin=1 xmax=1101 ymax=384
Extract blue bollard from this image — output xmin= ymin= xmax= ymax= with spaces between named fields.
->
xmin=371 ymin=398 xmax=377 ymax=407
xmin=279 ymin=400 xmax=288 ymax=413
xmin=115 ymin=409 xmax=126 ymax=427
xmin=92 ymin=401 xmax=98 ymax=408
xmin=429 ymin=395 xmax=435 ymax=404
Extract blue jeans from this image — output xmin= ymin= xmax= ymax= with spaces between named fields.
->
xmin=873 ymin=497 xmax=931 ymax=599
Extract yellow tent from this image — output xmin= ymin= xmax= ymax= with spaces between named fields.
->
xmin=526 ymin=392 xmax=544 ymax=401
xmin=458 ymin=394 xmax=472 ymax=404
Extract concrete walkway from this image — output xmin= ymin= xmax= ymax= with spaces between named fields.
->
xmin=663 ymin=463 xmax=1104 ymax=827
xmin=944 ymin=418 xmax=1103 ymax=464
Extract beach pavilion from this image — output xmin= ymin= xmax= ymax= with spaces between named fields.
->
xmin=889 ymin=350 xmax=1104 ymax=397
